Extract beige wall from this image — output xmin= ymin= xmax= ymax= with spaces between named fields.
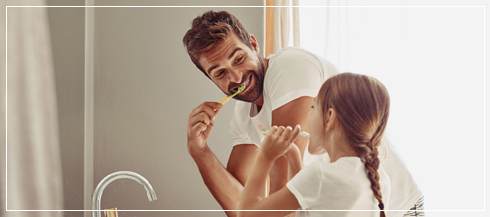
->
xmin=93 ymin=5 xmax=264 ymax=217
xmin=46 ymin=1 xmax=85 ymax=217
xmin=47 ymin=1 xmax=264 ymax=217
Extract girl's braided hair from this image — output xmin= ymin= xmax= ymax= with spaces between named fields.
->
xmin=318 ymin=72 xmax=390 ymax=217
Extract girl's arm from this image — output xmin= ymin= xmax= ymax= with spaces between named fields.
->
xmin=238 ymin=152 xmax=301 ymax=217
xmin=238 ymin=125 xmax=302 ymax=217
xmin=285 ymin=143 xmax=303 ymax=181
xmin=257 ymin=123 xmax=303 ymax=181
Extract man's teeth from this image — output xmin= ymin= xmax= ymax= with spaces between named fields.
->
xmin=243 ymin=78 xmax=250 ymax=87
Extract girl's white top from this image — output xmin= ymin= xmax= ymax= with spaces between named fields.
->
xmin=286 ymin=156 xmax=391 ymax=217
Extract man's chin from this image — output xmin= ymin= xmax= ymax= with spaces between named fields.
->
xmin=235 ymin=97 xmax=256 ymax=103
xmin=235 ymin=92 xmax=260 ymax=103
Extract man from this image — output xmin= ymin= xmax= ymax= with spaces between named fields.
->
xmin=183 ymin=10 xmax=422 ymax=217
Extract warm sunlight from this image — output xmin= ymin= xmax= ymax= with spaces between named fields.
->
xmin=299 ymin=2 xmax=484 ymax=212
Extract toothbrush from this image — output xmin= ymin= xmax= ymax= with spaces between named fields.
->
xmin=219 ymin=83 xmax=246 ymax=105
xmin=261 ymin=130 xmax=310 ymax=137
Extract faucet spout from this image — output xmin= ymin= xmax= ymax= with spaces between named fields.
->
xmin=92 ymin=171 xmax=157 ymax=217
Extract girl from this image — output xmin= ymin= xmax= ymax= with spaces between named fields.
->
xmin=238 ymin=72 xmax=391 ymax=217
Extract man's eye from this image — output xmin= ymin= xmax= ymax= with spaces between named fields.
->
xmin=235 ymin=57 xmax=243 ymax=63
xmin=215 ymin=70 xmax=224 ymax=78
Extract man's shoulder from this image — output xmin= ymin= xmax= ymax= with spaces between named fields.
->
xmin=268 ymin=47 xmax=339 ymax=79
xmin=277 ymin=46 xmax=313 ymax=54
xmin=271 ymin=47 xmax=317 ymax=60
xmin=268 ymin=47 xmax=332 ymax=72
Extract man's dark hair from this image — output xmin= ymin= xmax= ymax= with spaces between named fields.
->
xmin=183 ymin=11 xmax=252 ymax=77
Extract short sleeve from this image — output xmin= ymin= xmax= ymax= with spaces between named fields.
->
xmin=286 ymin=160 xmax=323 ymax=210
xmin=266 ymin=48 xmax=328 ymax=110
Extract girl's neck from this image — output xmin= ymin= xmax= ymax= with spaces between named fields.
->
xmin=327 ymin=136 xmax=358 ymax=163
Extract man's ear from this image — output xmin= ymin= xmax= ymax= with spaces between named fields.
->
xmin=249 ymin=34 xmax=260 ymax=53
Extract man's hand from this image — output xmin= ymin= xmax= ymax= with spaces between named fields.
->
xmin=187 ymin=102 xmax=223 ymax=154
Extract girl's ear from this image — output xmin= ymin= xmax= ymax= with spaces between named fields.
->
xmin=324 ymin=108 xmax=336 ymax=132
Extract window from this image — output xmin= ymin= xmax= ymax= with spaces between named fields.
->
xmin=299 ymin=2 xmax=484 ymax=211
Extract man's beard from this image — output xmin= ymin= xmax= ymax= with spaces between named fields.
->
xmin=232 ymin=53 xmax=265 ymax=103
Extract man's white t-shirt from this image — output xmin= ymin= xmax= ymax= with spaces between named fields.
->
xmin=229 ymin=47 xmax=421 ymax=217
xmin=286 ymin=157 xmax=391 ymax=217
xmin=230 ymin=47 xmax=338 ymax=146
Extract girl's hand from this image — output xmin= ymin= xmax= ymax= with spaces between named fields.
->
xmin=259 ymin=125 xmax=301 ymax=161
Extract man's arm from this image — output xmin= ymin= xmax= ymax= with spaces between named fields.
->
xmin=269 ymin=96 xmax=314 ymax=193
xmin=190 ymin=144 xmax=259 ymax=217
xmin=187 ymin=102 xmax=261 ymax=217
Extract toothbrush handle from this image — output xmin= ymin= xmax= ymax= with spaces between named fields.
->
xmin=214 ymin=96 xmax=231 ymax=112
xmin=219 ymin=96 xmax=231 ymax=105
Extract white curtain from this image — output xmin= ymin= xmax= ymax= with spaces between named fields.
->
xmin=273 ymin=0 xmax=300 ymax=53
xmin=322 ymin=0 xmax=350 ymax=71
xmin=1 ymin=0 xmax=64 ymax=216
xmin=298 ymin=0 xmax=350 ymax=71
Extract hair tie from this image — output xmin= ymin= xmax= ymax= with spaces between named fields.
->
xmin=378 ymin=203 xmax=384 ymax=210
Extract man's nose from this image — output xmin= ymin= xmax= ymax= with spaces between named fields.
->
xmin=228 ymin=69 xmax=243 ymax=83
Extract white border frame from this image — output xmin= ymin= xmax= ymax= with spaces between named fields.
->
xmin=4 ymin=5 xmax=486 ymax=213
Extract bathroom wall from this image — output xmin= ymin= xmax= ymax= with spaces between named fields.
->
xmin=46 ymin=0 xmax=85 ymax=216
xmin=91 ymin=1 xmax=264 ymax=217
xmin=45 ymin=1 xmax=263 ymax=217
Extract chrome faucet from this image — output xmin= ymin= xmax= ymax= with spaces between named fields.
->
xmin=92 ymin=171 xmax=157 ymax=217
